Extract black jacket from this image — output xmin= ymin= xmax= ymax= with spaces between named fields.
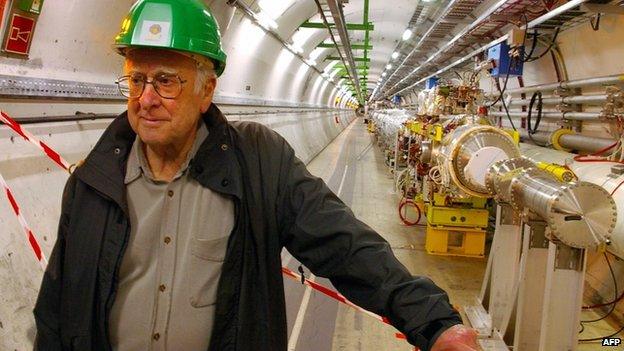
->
xmin=34 ymin=104 xmax=461 ymax=351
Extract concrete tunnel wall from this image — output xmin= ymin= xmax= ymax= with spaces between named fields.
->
xmin=0 ymin=0 xmax=358 ymax=348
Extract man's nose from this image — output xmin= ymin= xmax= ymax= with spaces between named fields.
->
xmin=138 ymin=83 xmax=161 ymax=108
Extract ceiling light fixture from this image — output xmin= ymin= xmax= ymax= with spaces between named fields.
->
xmin=402 ymin=29 xmax=412 ymax=41
xmin=391 ymin=52 xmax=399 ymax=59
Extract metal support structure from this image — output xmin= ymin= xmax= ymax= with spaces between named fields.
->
xmin=376 ymin=0 xmax=461 ymax=97
xmin=514 ymin=220 xmax=586 ymax=351
xmin=314 ymin=0 xmax=361 ymax=101
xmin=467 ymin=210 xmax=588 ymax=350
xmin=385 ymin=0 xmax=511 ymax=97
xmin=386 ymin=0 xmax=593 ymax=97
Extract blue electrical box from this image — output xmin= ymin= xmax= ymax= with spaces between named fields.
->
xmin=425 ymin=77 xmax=439 ymax=90
xmin=488 ymin=43 xmax=524 ymax=78
xmin=392 ymin=95 xmax=402 ymax=105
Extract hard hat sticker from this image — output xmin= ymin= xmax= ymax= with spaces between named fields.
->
xmin=137 ymin=20 xmax=171 ymax=47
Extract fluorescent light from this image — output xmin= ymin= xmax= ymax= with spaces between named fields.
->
xmin=309 ymin=48 xmax=323 ymax=61
xmin=382 ymin=72 xmax=387 ymax=77
xmin=255 ymin=11 xmax=278 ymax=29
xmin=402 ymin=29 xmax=412 ymax=41
xmin=391 ymin=52 xmax=399 ymax=59
xmin=258 ymin=0 xmax=292 ymax=19
xmin=386 ymin=64 xmax=392 ymax=69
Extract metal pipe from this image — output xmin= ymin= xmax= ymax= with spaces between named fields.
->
xmin=506 ymin=74 xmax=624 ymax=95
xmin=521 ymin=131 xmax=616 ymax=153
xmin=322 ymin=0 xmax=363 ymax=102
xmin=489 ymin=111 xmax=601 ymax=120
xmin=559 ymin=133 xmax=616 ymax=152
xmin=12 ymin=114 xmax=117 ymax=124
xmin=506 ymin=94 xmax=608 ymax=107
xmin=519 ymin=144 xmax=624 ymax=258
xmin=508 ymin=167 xmax=615 ymax=248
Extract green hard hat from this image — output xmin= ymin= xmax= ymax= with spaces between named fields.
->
xmin=114 ymin=0 xmax=227 ymax=76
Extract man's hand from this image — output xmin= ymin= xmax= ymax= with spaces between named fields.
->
xmin=430 ymin=324 xmax=482 ymax=351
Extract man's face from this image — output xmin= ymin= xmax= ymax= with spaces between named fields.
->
xmin=124 ymin=49 xmax=216 ymax=147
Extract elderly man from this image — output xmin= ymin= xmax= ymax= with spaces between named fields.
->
xmin=34 ymin=1 xmax=480 ymax=350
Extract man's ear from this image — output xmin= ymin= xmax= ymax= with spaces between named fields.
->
xmin=200 ymin=77 xmax=217 ymax=113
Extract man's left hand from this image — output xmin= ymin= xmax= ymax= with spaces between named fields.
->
xmin=430 ymin=324 xmax=482 ymax=351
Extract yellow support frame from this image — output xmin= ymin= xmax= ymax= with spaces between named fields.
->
xmin=426 ymin=225 xmax=486 ymax=258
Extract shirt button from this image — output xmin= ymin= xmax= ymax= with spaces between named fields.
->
xmin=221 ymin=144 xmax=229 ymax=151
xmin=221 ymin=178 xmax=229 ymax=187
xmin=168 ymin=190 xmax=174 ymax=197
xmin=153 ymin=333 xmax=160 ymax=341
xmin=159 ymin=284 xmax=166 ymax=292
xmin=164 ymin=236 xmax=172 ymax=244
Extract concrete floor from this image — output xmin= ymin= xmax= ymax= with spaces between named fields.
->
xmin=285 ymin=117 xmax=618 ymax=351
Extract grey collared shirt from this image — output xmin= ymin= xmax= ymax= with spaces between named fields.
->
xmin=109 ymin=121 xmax=235 ymax=351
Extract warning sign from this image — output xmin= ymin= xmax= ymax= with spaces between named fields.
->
xmin=4 ymin=13 xmax=35 ymax=55
xmin=0 ymin=0 xmax=7 ymax=29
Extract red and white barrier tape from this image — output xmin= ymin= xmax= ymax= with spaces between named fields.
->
xmin=0 ymin=173 xmax=47 ymax=270
xmin=1 ymin=111 xmax=71 ymax=171
xmin=282 ymin=266 xmax=391 ymax=325
xmin=282 ymin=266 xmax=420 ymax=348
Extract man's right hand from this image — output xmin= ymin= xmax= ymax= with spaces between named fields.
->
xmin=430 ymin=324 xmax=482 ymax=351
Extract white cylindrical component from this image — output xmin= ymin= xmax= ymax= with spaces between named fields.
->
xmin=435 ymin=124 xmax=520 ymax=196
xmin=509 ymin=168 xmax=616 ymax=248
xmin=520 ymin=143 xmax=624 ymax=257
xmin=464 ymin=146 xmax=508 ymax=188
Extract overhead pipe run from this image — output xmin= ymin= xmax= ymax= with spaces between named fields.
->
xmin=505 ymin=94 xmax=608 ymax=107
xmin=505 ymin=74 xmax=624 ymax=96
xmin=375 ymin=0 xmax=461 ymax=96
xmin=488 ymin=111 xmax=602 ymax=121
xmin=385 ymin=0 xmax=512 ymax=98
xmin=321 ymin=0 xmax=363 ymax=103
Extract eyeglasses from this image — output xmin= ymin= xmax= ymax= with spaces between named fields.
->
xmin=115 ymin=73 xmax=188 ymax=99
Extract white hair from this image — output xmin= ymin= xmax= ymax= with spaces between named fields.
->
xmin=194 ymin=62 xmax=217 ymax=94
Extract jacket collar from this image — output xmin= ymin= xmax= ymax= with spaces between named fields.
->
xmin=74 ymin=103 xmax=243 ymax=213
